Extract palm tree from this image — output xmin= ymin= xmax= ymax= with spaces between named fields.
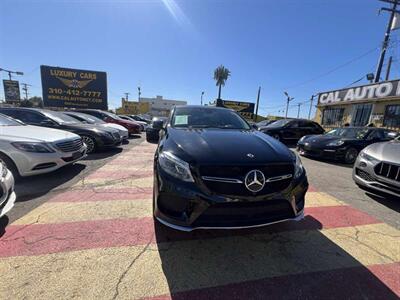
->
xmin=213 ymin=65 xmax=231 ymax=99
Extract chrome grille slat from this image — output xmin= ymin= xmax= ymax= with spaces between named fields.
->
xmin=55 ymin=138 xmax=83 ymax=153
xmin=374 ymin=162 xmax=400 ymax=182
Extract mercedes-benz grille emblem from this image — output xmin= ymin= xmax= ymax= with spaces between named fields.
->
xmin=246 ymin=153 xmax=255 ymax=158
xmin=244 ymin=170 xmax=265 ymax=193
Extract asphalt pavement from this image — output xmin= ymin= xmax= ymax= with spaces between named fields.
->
xmin=0 ymin=136 xmax=399 ymax=299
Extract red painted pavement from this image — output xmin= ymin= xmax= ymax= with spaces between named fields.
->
xmin=0 ymin=205 xmax=380 ymax=257
xmin=49 ymin=188 xmax=153 ymax=202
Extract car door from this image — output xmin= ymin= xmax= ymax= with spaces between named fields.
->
xmin=282 ymin=120 xmax=299 ymax=140
xmin=364 ymin=129 xmax=384 ymax=148
xmin=297 ymin=120 xmax=314 ymax=138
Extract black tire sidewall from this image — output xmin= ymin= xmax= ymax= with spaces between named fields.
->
xmin=0 ymin=153 xmax=21 ymax=180
xmin=345 ymin=147 xmax=358 ymax=164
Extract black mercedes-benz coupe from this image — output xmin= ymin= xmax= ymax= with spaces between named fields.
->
xmin=297 ymin=127 xmax=398 ymax=164
xmin=148 ymin=106 xmax=308 ymax=231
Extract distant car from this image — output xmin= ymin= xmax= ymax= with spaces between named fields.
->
xmin=352 ymin=135 xmax=400 ymax=198
xmin=256 ymin=119 xmax=276 ymax=128
xmin=118 ymin=115 xmax=147 ymax=131
xmin=146 ymin=117 xmax=167 ymax=143
xmin=64 ymin=111 xmax=129 ymax=140
xmin=129 ymin=115 xmax=151 ymax=124
xmin=297 ymin=127 xmax=398 ymax=164
xmin=75 ymin=109 xmax=141 ymax=135
xmin=0 ymin=160 xmax=16 ymax=218
xmin=0 ymin=108 xmax=121 ymax=154
xmin=259 ymin=119 xmax=324 ymax=143
xmin=0 ymin=113 xmax=87 ymax=178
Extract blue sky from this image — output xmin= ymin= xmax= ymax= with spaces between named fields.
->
xmin=1 ymin=0 xmax=399 ymax=117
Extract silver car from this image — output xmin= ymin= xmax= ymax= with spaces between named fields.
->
xmin=0 ymin=114 xmax=87 ymax=178
xmin=353 ymin=135 xmax=400 ymax=197
xmin=0 ymin=160 xmax=16 ymax=218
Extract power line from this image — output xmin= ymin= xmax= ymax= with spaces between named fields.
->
xmin=284 ymin=45 xmax=384 ymax=90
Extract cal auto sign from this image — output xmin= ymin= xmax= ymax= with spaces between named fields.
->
xmin=41 ymin=65 xmax=108 ymax=110
xmin=318 ymin=79 xmax=400 ymax=105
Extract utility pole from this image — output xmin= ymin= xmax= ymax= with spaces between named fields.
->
xmin=201 ymin=91 xmax=204 ymax=105
xmin=284 ymin=91 xmax=294 ymax=118
xmin=21 ymin=83 xmax=32 ymax=100
xmin=137 ymin=87 xmax=141 ymax=101
xmin=124 ymin=92 xmax=130 ymax=101
xmin=385 ymin=56 xmax=393 ymax=80
xmin=296 ymin=103 xmax=302 ymax=118
xmin=0 ymin=68 xmax=24 ymax=80
xmin=254 ymin=86 xmax=261 ymax=121
xmin=308 ymin=95 xmax=315 ymax=120
xmin=375 ymin=0 xmax=400 ymax=83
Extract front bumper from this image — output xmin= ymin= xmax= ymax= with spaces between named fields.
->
xmin=352 ymin=156 xmax=400 ymax=198
xmin=154 ymin=166 xmax=308 ymax=231
xmin=12 ymin=145 xmax=87 ymax=177
xmin=297 ymin=143 xmax=346 ymax=161
xmin=0 ymin=169 xmax=16 ymax=217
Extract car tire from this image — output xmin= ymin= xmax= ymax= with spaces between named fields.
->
xmin=81 ymin=135 xmax=97 ymax=154
xmin=0 ymin=153 xmax=21 ymax=180
xmin=344 ymin=147 xmax=358 ymax=164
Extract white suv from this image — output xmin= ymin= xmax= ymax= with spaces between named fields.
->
xmin=0 ymin=113 xmax=87 ymax=178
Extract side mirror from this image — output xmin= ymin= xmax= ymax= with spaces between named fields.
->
xmin=152 ymin=120 xmax=164 ymax=130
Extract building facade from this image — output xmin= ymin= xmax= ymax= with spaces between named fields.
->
xmin=139 ymin=95 xmax=187 ymax=117
xmin=116 ymin=98 xmax=150 ymax=115
xmin=315 ymin=79 xmax=400 ymax=131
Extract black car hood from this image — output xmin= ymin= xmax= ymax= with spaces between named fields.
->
xmin=164 ymin=128 xmax=294 ymax=165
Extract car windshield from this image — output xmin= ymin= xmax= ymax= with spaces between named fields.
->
xmin=42 ymin=111 xmax=80 ymax=125
xmin=265 ymin=119 xmax=291 ymax=128
xmin=171 ymin=107 xmax=250 ymax=130
xmin=326 ymin=128 xmax=370 ymax=139
xmin=0 ymin=114 xmax=24 ymax=126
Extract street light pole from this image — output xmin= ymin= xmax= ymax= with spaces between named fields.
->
xmin=375 ymin=0 xmax=399 ymax=83
xmin=201 ymin=91 xmax=204 ymax=105
xmin=0 ymin=68 xmax=24 ymax=80
xmin=297 ymin=103 xmax=302 ymax=118
xmin=308 ymin=95 xmax=315 ymax=120
xmin=284 ymin=91 xmax=294 ymax=118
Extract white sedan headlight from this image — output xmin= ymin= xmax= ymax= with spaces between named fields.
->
xmin=11 ymin=142 xmax=55 ymax=153
xmin=159 ymin=151 xmax=194 ymax=182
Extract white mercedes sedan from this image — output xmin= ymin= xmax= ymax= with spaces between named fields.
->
xmin=0 ymin=113 xmax=87 ymax=178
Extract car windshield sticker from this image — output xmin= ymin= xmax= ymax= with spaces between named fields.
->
xmin=175 ymin=115 xmax=188 ymax=125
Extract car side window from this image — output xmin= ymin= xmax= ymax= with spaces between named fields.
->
xmin=288 ymin=121 xmax=299 ymax=128
xmin=16 ymin=111 xmax=46 ymax=124
xmin=367 ymin=130 xmax=384 ymax=140
xmin=298 ymin=120 xmax=312 ymax=128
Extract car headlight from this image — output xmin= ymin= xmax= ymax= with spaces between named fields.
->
xmin=327 ymin=140 xmax=345 ymax=146
xmin=294 ymin=153 xmax=304 ymax=179
xmin=298 ymin=136 xmax=307 ymax=143
xmin=359 ymin=151 xmax=380 ymax=163
xmin=159 ymin=151 xmax=194 ymax=182
xmin=11 ymin=142 xmax=55 ymax=153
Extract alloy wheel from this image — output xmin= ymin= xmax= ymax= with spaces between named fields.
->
xmin=82 ymin=136 xmax=96 ymax=154
xmin=345 ymin=148 xmax=358 ymax=164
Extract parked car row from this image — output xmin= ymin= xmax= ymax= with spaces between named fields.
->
xmin=0 ymin=108 xmax=143 ymax=180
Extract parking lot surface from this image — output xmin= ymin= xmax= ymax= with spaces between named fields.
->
xmin=0 ymin=139 xmax=399 ymax=299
